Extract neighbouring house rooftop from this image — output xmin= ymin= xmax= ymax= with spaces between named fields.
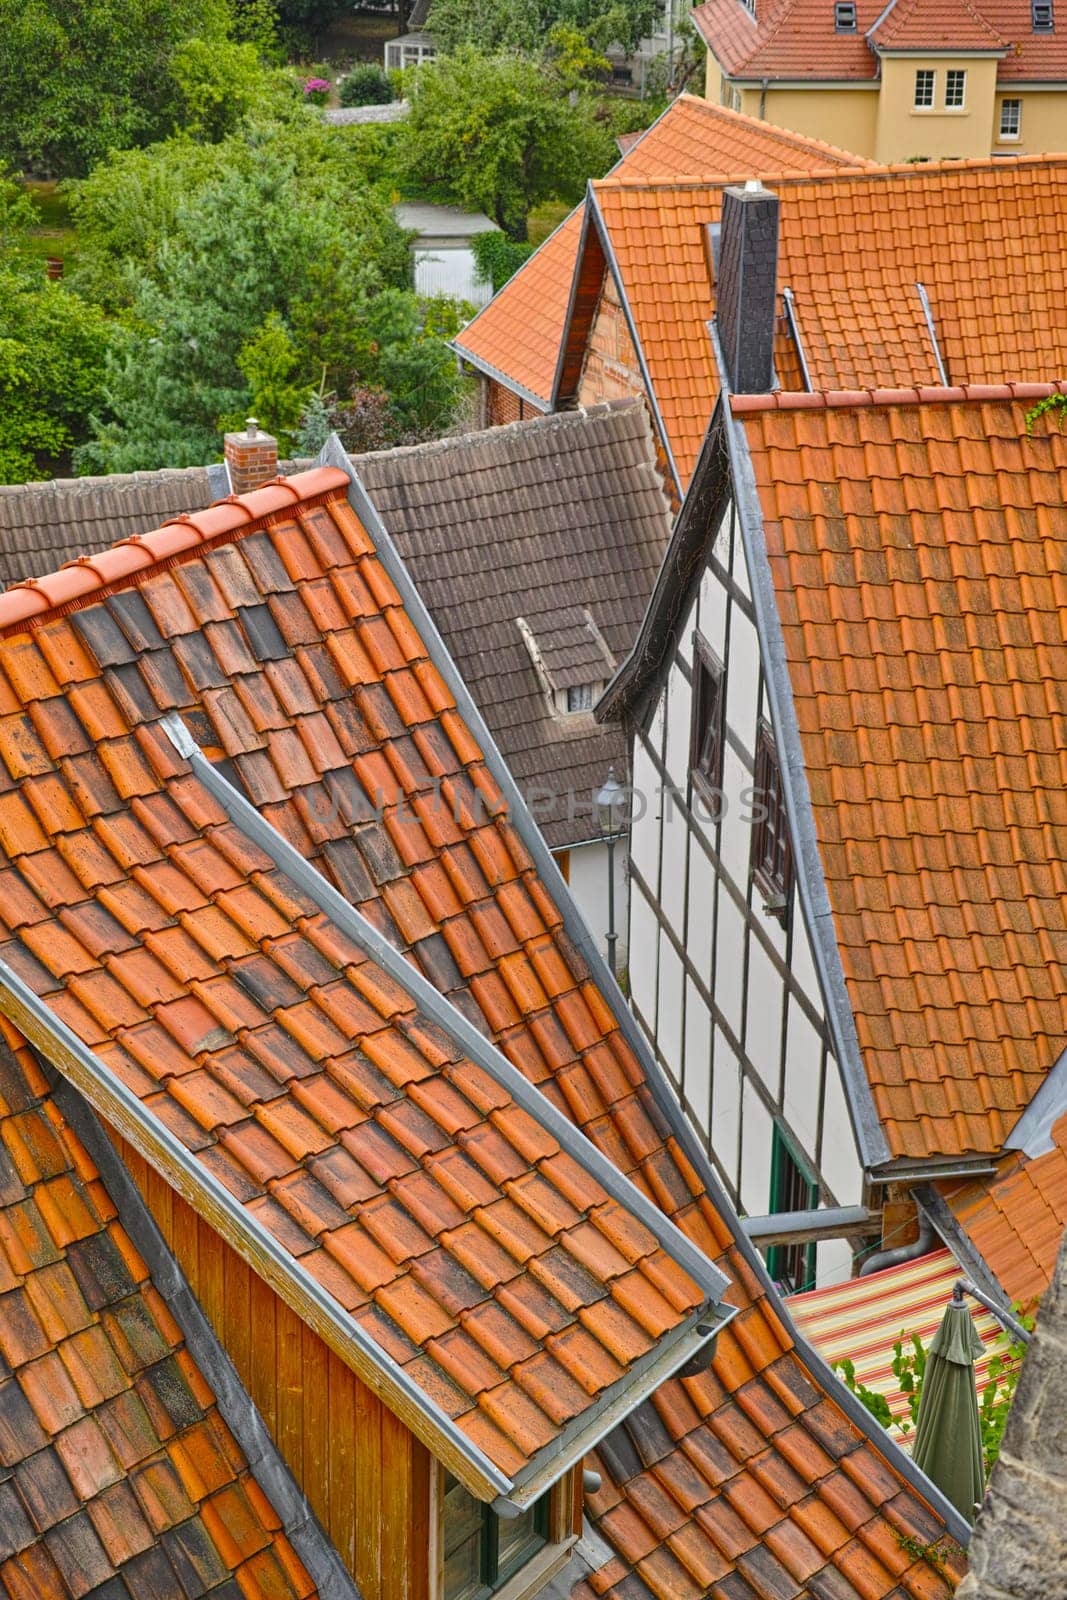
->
xmin=451 ymin=94 xmax=872 ymax=413
xmin=554 ymin=153 xmax=1067 ymax=489
xmin=0 ymin=407 xmax=672 ymax=852
xmin=0 ymin=446 xmax=966 ymax=1597
xmin=693 ymin=0 xmax=1060 ymax=80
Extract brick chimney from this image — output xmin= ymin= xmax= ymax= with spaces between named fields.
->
xmin=223 ymin=417 xmax=278 ymax=495
xmin=716 ymin=181 xmax=779 ymax=395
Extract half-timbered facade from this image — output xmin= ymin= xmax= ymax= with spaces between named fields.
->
xmin=600 ymin=174 xmax=1067 ymax=1303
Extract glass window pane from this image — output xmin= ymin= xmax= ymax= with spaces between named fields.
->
xmin=444 ymin=1476 xmax=488 ymax=1600
xmin=497 ymin=1498 xmax=548 ymax=1583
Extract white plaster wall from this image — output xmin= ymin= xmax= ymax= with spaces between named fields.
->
xmin=562 ymin=838 xmax=629 ymax=971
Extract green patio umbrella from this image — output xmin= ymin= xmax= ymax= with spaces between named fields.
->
xmin=912 ymin=1287 xmax=986 ymax=1524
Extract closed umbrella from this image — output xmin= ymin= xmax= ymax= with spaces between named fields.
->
xmin=912 ymin=1287 xmax=986 ymax=1523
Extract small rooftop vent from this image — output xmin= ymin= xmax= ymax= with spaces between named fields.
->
xmin=834 ymin=1 xmax=857 ymax=28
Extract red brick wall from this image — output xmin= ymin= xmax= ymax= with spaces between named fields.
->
xmin=578 ymin=276 xmax=644 ymax=408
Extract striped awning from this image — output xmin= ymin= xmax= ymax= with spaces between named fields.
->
xmin=786 ymin=1248 xmax=1013 ymax=1445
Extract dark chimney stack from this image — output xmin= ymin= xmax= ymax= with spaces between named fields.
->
xmin=716 ymin=181 xmax=780 ymax=395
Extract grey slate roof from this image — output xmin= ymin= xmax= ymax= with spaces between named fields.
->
xmin=353 ymin=403 xmax=672 ymax=848
xmin=0 ymin=465 xmax=219 ymax=586
xmin=0 ymin=402 xmax=671 ymax=849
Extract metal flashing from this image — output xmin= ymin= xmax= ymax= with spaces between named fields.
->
xmin=49 ymin=1071 xmax=364 ymax=1600
xmin=914 ymin=1183 xmax=1016 ymax=1311
xmin=1003 ymin=1044 xmax=1067 ymax=1157
xmin=597 ymin=399 xmax=732 ymax=729
xmin=448 ymin=343 xmax=553 ymax=412
xmin=318 ymin=436 xmax=971 ymax=1546
xmin=715 ymin=326 xmax=892 ymax=1173
xmin=0 ymin=950 xmax=514 ymax=1505
xmin=915 ymin=281 xmax=949 ymax=385
xmin=781 ymin=286 xmax=813 ymax=391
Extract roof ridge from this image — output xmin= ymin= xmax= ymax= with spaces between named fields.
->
xmin=592 ymin=148 xmax=1067 ymax=193
xmin=0 ymin=464 xmax=349 ymax=636
xmin=659 ymin=92 xmax=876 ymax=164
xmin=730 ymin=379 xmax=1067 ymax=413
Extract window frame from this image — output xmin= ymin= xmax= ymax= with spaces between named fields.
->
xmin=690 ymin=632 xmax=726 ymax=815
xmin=766 ymin=1123 xmax=819 ymax=1293
xmin=944 ymin=68 xmax=967 ymax=108
xmin=439 ymin=1469 xmax=577 ymax=1600
xmin=913 ymin=68 xmax=935 ymax=108
xmin=750 ymin=720 xmax=793 ymax=915
xmin=834 ymin=1 xmax=857 ymax=28
xmin=1032 ymin=0 xmax=1054 ymax=29
xmin=998 ymin=97 xmax=1022 ymax=139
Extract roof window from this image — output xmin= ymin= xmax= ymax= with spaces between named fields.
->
xmin=834 ymin=1 xmax=857 ymax=28
xmin=1033 ymin=0 xmax=1053 ymax=27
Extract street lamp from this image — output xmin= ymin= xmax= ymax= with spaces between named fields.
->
xmin=595 ymin=766 xmax=626 ymax=978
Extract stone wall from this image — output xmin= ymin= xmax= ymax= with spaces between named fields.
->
xmin=957 ymin=1227 xmax=1067 ymax=1599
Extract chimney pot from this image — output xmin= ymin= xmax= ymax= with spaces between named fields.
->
xmin=716 ymin=182 xmax=780 ymax=396
xmin=224 ymin=419 xmax=278 ymax=495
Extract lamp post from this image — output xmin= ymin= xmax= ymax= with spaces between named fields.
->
xmin=595 ymin=766 xmax=626 ymax=978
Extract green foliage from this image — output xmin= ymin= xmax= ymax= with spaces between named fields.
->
xmin=430 ymin=0 xmax=658 ymax=54
xmin=471 ymin=229 xmax=535 ymax=291
xmin=1025 ymin=391 xmax=1067 ymax=435
xmin=171 ymin=36 xmax=284 ymax=143
xmin=73 ymin=116 xmax=465 ymax=473
xmin=0 ymin=272 xmax=111 ymax=481
xmin=835 ymin=1313 xmax=1033 ymax=1481
xmin=230 ymin=0 xmax=284 ymax=56
xmin=0 ymin=0 xmax=237 ymax=176
xmin=833 ymin=1358 xmax=895 ymax=1431
xmin=340 ymin=65 xmax=395 ymax=107
xmin=229 ymin=311 xmax=310 ymax=453
xmin=401 ymin=47 xmax=616 ymax=239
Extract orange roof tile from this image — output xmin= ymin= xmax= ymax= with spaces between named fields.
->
xmin=0 ymin=1025 xmax=324 ymax=1600
xmin=0 ymin=456 xmax=967 ymax=1594
xmin=869 ymin=0 xmax=1006 ymax=51
xmin=581 ymin=154 xmax=1067 ymax=487
xmin=733 ymin=383 xmax=1067 ymax=1162
xmin=452 ymin=94 xmax=870 ymax=408
xmin=694 ymin=0 xmax=1054 ymax=79
xmin=941 ymin=1117 xmax=1067 ymax=1308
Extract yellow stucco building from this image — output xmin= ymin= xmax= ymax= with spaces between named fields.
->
xmin=692 ymin=0 xmax=1067 ymax=162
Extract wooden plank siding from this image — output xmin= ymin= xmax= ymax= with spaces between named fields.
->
xmin=110 ymin=1128 xmax=433 ymax=1600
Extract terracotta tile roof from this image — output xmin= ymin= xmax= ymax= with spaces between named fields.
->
xmin=941 ymin=1124 xmax=1067 ymax=1309
xmin=868 ymin=0 xmax=1006 ymax=51
xmin=582 ymin=155 xmax=1067 ymax=487
xmin=694 ymin=0 xmax=1055 ymax=79
xmin=0 ymin=455 xmax=964 ymax=1594
xmin=0 ymin=1025 xmax=322 ymax=1600
xmin=732 ymin=383 xmax=1067 ymax=1163
xmin=0 ymin=465 xmax=723 ymax=1504
xmin=452 ymin=94 xmax=870 ymax=408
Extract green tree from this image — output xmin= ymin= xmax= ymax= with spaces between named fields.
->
xmin=0 ymin=0 xmax=241 ymax=176
xmin=73 ymin=119 xmax=465 ymax=472
xmin=400 ymin=47 xmax=616 ymax=239
xmin=339 ymin=65 xmax=396 ymax=107
xmin=0 ymin=184 xmax=110 ymax=480
xmin=430 ymin=0 xmax=658 ymax=54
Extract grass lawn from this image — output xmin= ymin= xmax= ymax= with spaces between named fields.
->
xmin=21 ymin=180 xmax=80 ymax=274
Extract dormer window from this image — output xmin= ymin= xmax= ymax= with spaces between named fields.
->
xmin=565 ymin=684 xmax=594 ymax=713
xmin=1033 ymin=0 xmax=1054 ymax=26
xmin=516 ymin=609 xmax=615 ymax=725
xmin=834 ymin=2 xmax=857 ymax=28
